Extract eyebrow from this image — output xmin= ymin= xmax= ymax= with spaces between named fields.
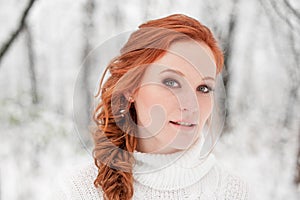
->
xmin=159 ymin=69 xmax=215 ymax=81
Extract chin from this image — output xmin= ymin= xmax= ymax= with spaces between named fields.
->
xmin=170 ymin=135 xmax=199 ymax=150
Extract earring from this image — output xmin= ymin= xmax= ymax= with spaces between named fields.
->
xmin=128 ymin=96 xmax=134 ymax=103
xmin=119 ymin=109 xmax=125 ymax=117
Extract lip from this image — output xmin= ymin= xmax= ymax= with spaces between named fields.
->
xmin=169 ymin=120 xmax=197 ymax=131
xmin=171 ymin=120 xmax=197 ymax=125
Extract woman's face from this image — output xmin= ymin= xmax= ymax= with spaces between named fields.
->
xmin=133 ymin=41 xmax=217 ymax=154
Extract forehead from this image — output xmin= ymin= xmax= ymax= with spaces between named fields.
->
xmin=151 ymin=41 xmax=217 ymax=79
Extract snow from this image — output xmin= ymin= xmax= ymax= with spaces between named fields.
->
xmin=0 ymin=0 xmax=299 ymax=199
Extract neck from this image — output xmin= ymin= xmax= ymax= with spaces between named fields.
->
xmin=136 ymin=137 xmax=200 ymax=154
xmin=133 ymin=136 xmax=216 ymax=190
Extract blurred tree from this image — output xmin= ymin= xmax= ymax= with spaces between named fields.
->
xmin=0 ymin=0 xmax=36 ymax=65
xmin=143 ymin=0 xmax=152 ymax=21
xmin=111 ymin=0 xmax=123 ymax=28
xmin=24 ymin=23 xmax=39 ymax=104
xmin=211 ymin=0 xmax=240 ymax=133
xmin=80 ymin=0 xmax=96 ymax=147
xmin=296 ymin=127 xmax=300 ymax=185
xmin=259 ymin=0 xmax=300 ymax=186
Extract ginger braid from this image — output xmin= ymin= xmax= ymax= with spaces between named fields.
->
xmin=92 ymin=48 xmax=165 ymax=200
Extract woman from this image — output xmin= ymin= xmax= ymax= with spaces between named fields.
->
xmin=57 ymin=14 xmax=249 ymax=200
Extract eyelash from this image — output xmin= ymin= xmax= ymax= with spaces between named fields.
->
xmin=197 ymin=85 xmax=214 ymax=94
xmin=163 ymin=78 xmax=180 ymax=88
xmin=162 ymin=78 xmax=214 ymax=94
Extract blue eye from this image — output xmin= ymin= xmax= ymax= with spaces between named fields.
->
xmin=163 ymin=79 xmax=180 ymax=88
xmin=197 ymin=85 xmax=213 ymax=93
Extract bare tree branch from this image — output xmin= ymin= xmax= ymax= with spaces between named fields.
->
xmin=220 ymin=0 xmax=239 ymax=132
xmin=284 ymin=0 xmax=300 ymax=21
xmin=269 ymin=0 xmax=296 ymax=30
xmin=0 ymin=0 xmax=36 ymax=65
xmin=24 ymin=23 xmax=39 ymax=104
xmin=262 ymin=0 xmax=300 ymax=34
xmin=283 ymin=30 xmax=300 ymax=128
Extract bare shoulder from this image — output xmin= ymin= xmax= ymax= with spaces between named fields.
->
xmin=214 ymin=164 xmax=250 ymax=200
xmin=53 ymin=162 xmax=103 ymax=200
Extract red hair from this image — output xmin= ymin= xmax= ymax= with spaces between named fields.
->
xmin=92 ymin=14 xmax=224 ymax=200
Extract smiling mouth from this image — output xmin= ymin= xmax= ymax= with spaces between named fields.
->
xmin=169 ymin=121 xmax=196 ymax=127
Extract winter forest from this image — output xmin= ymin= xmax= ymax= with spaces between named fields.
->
xmin=1 ymin=0 xmax=300 ymax=199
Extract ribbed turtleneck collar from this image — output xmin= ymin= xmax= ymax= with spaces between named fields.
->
xmin=132 ymin=137 xmax=216 ymax=191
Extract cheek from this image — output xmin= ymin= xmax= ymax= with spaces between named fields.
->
xmin=134 ymin=85 xmax=176 ymax=125
xmin=198 ymin=96 xmax=214 ymax=122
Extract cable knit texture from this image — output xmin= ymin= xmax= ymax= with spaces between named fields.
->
xmin=54 ymin=140 xmax=249 ymax=200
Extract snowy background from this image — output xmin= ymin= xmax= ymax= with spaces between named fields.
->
xmin=1 ymin=0 xmax=300 ymax=199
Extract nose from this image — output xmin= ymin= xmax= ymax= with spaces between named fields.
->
xmin=177 ymin=90 xmax=198 ymax=113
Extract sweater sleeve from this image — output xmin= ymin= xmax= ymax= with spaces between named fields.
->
xmin=52 ymin=164 xmax=104 ymax=200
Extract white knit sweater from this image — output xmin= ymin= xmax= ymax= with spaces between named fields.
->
xmin=55 ymin=140 xmax=249 ymax=199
